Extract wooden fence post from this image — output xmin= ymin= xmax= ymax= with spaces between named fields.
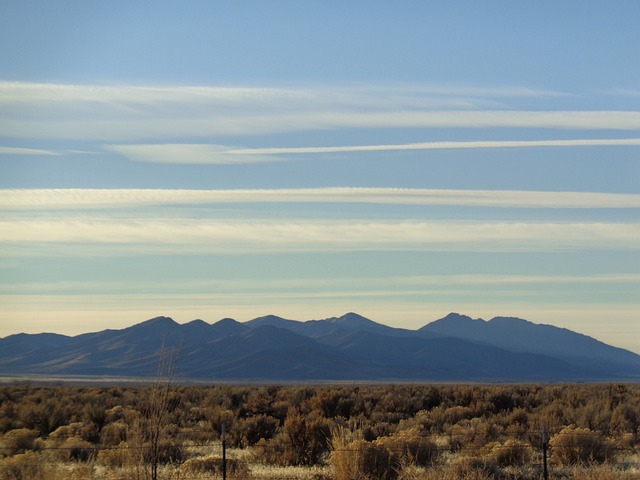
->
xmin=542 ymin=426 xmax=549 ymax=480
xmin=222 ymin=423 xmax=227 ymax=480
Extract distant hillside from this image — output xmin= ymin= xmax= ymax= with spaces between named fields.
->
xmin=0 ymin=312 xmax=638 ymax=381
xmin=419 ymin=313 xmax=640 ymax=378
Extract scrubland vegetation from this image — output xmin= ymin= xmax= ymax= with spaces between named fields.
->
xmin=0 ymin=383 xmax=638 ymax=479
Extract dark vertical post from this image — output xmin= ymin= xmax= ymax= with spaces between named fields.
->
xmin=542 ymin=426 xmax=549 ymax=480
xmin=222 ymin=423 xmax=227 ymax=480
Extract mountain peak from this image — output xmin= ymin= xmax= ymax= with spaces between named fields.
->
xmin=186 ymin=319 xmax=208 ymax=327
xmin=138 ymin=316 xmax=179 ymax=327
xmin=334 ymin=312 xmax=376 ymax=326
xmin=211 ymin=317 xmax=246 ymax=335
xmin=246 ymin=314 xmax=299 ymax=329
xmin=443 ymin=312 xmax=478 ymax=322
xmin=322 ymin=312 xmax=410 ymax=336
xmin=419 ymin=312 xmax=480 ymax=331
xmin=121 ymin=316 xmax=181 ymax=338
xmin=488 ymin=316 xmax=531 ymax=326
xmin=216 ymin=317 xmax=240 ymax=325
xmin=251 ymin=314 xmax=288 ymax=322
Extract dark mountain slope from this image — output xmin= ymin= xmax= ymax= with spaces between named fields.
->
xmin=174 ymin=325 xmax=365 ymax=380
xmin=246 ymin=312 xmax=418 ymax=339
xmin=246 ymin=315 xmax=299 ymax=330
xmin=322 ymin=312 xmax=416 ymax=337
xmin=0 ymin=332 xmax=73 ymax=370
xmin=210 ymin=318 xmax=248 ymax=337
xmin=1 ymin=312 xmax=638 ymax=381
xmin=420 ymin=313 xmax=640 ymax=376
xmin=319 ymin=329 xmax=590 ymax=381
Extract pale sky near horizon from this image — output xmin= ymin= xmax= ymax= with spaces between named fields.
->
xmin=1 ymin=1 xmax=639 ymax=353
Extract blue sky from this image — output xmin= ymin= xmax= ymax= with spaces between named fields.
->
xmin=1 ymin=1 xmax=639 ymax=353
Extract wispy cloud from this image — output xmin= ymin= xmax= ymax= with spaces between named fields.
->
xmin=2 ymin=188 xmax=639 ymax=209
xmin=0 ymin=218 xmax=637 ymax=253
xmin=5 ymin=111 xmax=640 ymax=142
xmin=109 ymin=138 xmax=640 ymax=164
xmin=233 ymin=138 xmax=640 ymax=154
xmin=0 ymin=82 xmax=563 ymax=106
xmin=4 ymin=273 xmax=637 ymax=295
xmin=108 ymin=144 xmax=281 ymax=165
xmin=2 ymin=81 xmax=639 ymax=142
xmin=0 ymin=146 xmax=59 ymax=156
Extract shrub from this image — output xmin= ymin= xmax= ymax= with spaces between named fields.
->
xmin=485 ymin=439 xmax=532 ymax=467
xmin=97 ymin=442 xmax=136 ymax=468
xmin=62 ymin=464 xmax=96 ymax=480
xmin=141 ymin=439 xmax=185 ymax=465
xmin=100 ymin=420 xmax=128 ymax=447
xmin=0 ymin=429 xmax=38 ymax=457
xmin=375 ymin=428 xmax=439 ymax=467
xmin=333 ymin=438 xmax=397 ymax=480
xmin=182 ymin=455 xmax=249 ymax=478
xmin=0 ymin=451 xmax=52 ymax=480
xmin=310 ymin=389 xmax=342 ymax=418
xmin=550 ymin=426 xmax=612 ymax=465
xmin=251 ymin=437 xmax=283 ymax=465
xmin=448 ymin=418 xmax=496 ymax=452
xmin=252 ymin=415 xmax=331 ymax=468
xmin=104 ymin=405 xmax=125 ymax=423
xmin=449 ymin=456 xmax=496 ymax=480
xmin=15 ymin=397 xmax=69 ymax=436
xmin=58 ymin=436 xmax=96 ymax=462
xmin=281 ymin=407 xmax=332 ymax=466
xmin=236 ymin=414 xmax=279 ymax=447
xmin=49 ymin=422 xmax=98 ymax=444
xmin=83 ymin=402 xmax=107 ymax=431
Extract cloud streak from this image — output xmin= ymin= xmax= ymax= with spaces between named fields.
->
xmin=5 ymin=111 xmax=640 ymax=142
xmin=0 ymin=82 xmax=563 ymax=106
xmin=4 ymin=273 xmax=638 ymax=296
xmin=0 ymin=146 xmax=59 ymax=156
xmin=3 ymin=188 xmax=640 ymax=209
xmin=1 ymin=218 xmax=637 ymax=253
xmin=233 ymin=138 xmax=640 ymax=154
xmin=109 ymin=144 xmax=281 ymax=165
xmin=2 ymin=81 xmax=640 ymax=142
xmin=110 ymin=138 xmax=640 ymax=164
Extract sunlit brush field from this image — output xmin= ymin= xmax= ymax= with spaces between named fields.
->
xmin=0 ymin=384 xmax=638 ymax=480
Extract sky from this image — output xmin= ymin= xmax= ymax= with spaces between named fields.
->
xmin=0 ymin=1 xmax=639 ymax=353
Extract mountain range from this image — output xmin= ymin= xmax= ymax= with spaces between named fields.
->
xmin=1 ymin=312 xmax=638 ymax=382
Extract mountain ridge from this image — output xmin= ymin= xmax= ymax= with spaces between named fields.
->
xmin=1 ymin=313 xmax=638 ymax=382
